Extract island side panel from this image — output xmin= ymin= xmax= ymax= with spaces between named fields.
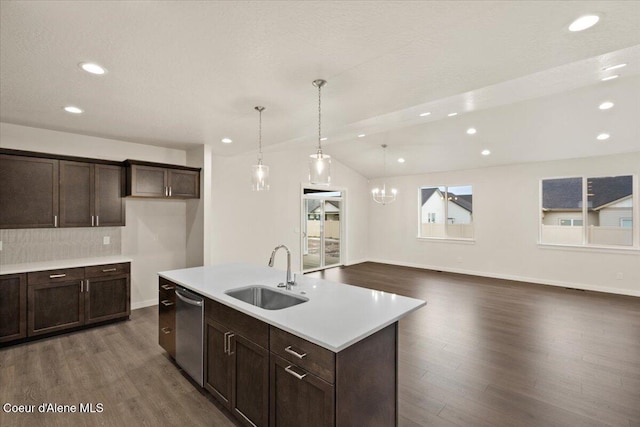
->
xmin=335 ymin=322 xmax=398 ymax=427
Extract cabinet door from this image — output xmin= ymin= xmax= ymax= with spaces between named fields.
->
xmin=128 ymin=165 xmax=168 ymax=197
xmin=232 ymin=334 xmax=269 ymax=427
xmin=168 ymin=169 xmax=200 ymax=198
xmin=28 ymin=280 xmax=84 ymax=336
xmin=85 ymin=275 xmax=130 ymax=324
xmin=205 ymin=319 xmax=233 ymax=407
xmin=95 ymin=164 xmax=125 ymax=226
xmin=270 ymin=354 xmax=334 ymax=427
xmin=0 ymin=155 xmax=59 ymax=228
xmin=59 ymin=161 xmax=94 ymax=227
xmin=0 ymin=274 xmax=27 ymax=343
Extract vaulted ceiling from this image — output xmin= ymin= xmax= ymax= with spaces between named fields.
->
xmin=1 ymin=1 xmax=639 ymax=178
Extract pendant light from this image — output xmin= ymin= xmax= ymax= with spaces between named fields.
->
xmin=309 ymin=79 xmax=331 ymax=185
xmin=251 ymin=106 xmax=269 ymax=191
xmin=371 ymin=144 xmax=397 ymax=205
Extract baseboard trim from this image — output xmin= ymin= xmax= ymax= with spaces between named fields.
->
xmin=132 ymin=299 xmax=157 ymax=310
xmin=367 ymin=258 xmax=640 ymax=297
xmin=345 ymin=258 xmax=369 ymax=267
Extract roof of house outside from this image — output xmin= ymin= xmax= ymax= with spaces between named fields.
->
xmin=542 ymin=176 xmax=632 ymax=210
xmin=420 ymin=187 xmax=473 ymax=213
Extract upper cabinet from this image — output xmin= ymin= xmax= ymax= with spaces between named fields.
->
xmin=125 ymin=160 xmax=200 ymax=199
xmin=0 ymin=154 xmax=59 ymax=228
xmin=0 ymin=150 xmax=125 ymax=229
xmin=59 ymin=161 xmax=126 ymax=227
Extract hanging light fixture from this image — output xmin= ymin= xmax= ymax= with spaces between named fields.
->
xmin=251 ymin=106 xmax=269 ymax=191
xmin=309 ymin=79 xmax=331 ymax=185
xmin=372 ymin=144 xmax=397 ymax=205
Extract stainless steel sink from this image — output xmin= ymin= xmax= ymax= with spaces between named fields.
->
xmin=224 ymin=285 xmax=308 ymax=310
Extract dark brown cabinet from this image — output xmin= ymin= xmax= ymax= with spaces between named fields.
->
xmin=205 ymin=298 xmax=269 ymax=427
xmin=27 ymin=268 xmax=86 ymax=336
xmin=158 ymin=278 xmax=176 ymax=358
xmin=85 ymin=263 xmax=130 ymax=324
xmin=0 ymin=154 xmax=59 ymax=229
xmin=126 ymin=160 xmax=200 ymax=199
xmin=0 ymin=273 xmax=27 ymax=343
xmin=0 ymin=262 xmax=132 ymax=342
xmin=59 ymin=161 xmax=125 ymax=228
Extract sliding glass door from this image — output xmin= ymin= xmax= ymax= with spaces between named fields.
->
xmin=302 ymin=189 xmax=343 ymax=272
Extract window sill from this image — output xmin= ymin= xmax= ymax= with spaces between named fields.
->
xmin=537 ymin=243 xmax=640 ymax=255
xmin=416 ymin=236 xmax=476 ymax=244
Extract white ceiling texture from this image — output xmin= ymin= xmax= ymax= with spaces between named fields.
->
xmin=1 ymin=1 xmax=639 ymax=178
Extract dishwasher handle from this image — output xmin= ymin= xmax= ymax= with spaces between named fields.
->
xmin=175 ymin=289 xmax=204 ymax=307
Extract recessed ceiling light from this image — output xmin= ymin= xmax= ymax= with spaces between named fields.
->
xmin=599 ymin=101 xmax=614 ymax=110
xmin=79 ymin=62 xmax=107 ymax=75
xmin=419 ymin=112 xmax=431 ymax=117
xmin=221 ymin=137 xmax=233 ymax=144
xmin=447 ymin=112 xmax=458 ymax=117
xmin=320 ymin=137 xmax=328 ymax=141
xmin=63 ymin=106 xmax=83 ymax=114
xmin=602 ymin=63 xmax=626 ymax=71
xmin=601 ymin=75 xmax=619 ymax=82
xmin=596 ymin=133 xmax=610 ymax=141
xmin=466 ymin=128 xmax=477 ymax=135
xmin=481 ymin=149 xmax=491 ymax=156
xmin=568 ymin=15 xmax=600 ymax=32
xmin=397 ymin=158 xmax=405 ymax=163
xmin=357 ymin=134 xmax=366 ymax=138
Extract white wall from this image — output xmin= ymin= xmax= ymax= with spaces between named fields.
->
xmin=208 ymin=145 xmax=369 ymax=273
xmin=0 ymin=123 xmax=190 ymax=308
xmin=368 ymin=151 xmax=640 ymax=296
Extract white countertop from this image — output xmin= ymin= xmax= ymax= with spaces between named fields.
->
xmin=0 ymin=256 xmax=133 ymax=275
xmin=159 ymin=263 xmax=426 ymax=352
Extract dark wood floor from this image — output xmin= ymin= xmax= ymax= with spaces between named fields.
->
xmin=309 ymin=263 xmax=640 ymax=427
xmin=1 ymin=262 xmax=638 ymax=426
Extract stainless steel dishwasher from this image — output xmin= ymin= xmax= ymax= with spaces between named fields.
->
xmin=174 ymin=286 xmax=204 ymax=386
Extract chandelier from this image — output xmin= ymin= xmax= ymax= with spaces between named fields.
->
xmin=371 ymin=144 xmax=397 ymax=205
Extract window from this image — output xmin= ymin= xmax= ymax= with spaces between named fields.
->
xmin=541 ymin=175 xmax=634 ymax=247
xmin=419 ymin=185 xmax=473 ymax=239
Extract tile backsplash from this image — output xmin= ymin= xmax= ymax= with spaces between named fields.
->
xmin=0 ymin=227 xmax=121 ymax=265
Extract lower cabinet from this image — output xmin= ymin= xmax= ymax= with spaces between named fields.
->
xmin=0 ymin=273 xmax=27 ymax=343
xmin=85 ymin=263 xmax=131 ymax=324
xmin=0 ymin=262 xmax=131 ymax=343
xmin=205 ymin=298 xmax=269 ymax=427
xmin=158 ymin=278 xmax=176 ymax=358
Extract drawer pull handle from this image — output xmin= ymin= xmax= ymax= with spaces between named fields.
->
xmin=160 ymin=300 xmax=174 ymax=307
xmin=161 ymin=327 xmax=171 ymax=334
xmin=284 ymin=365 xmax=307 ymax=380
xmin=285 ymin=346 xmax=307 ymax=359
xmin=49 ymin=273 xmax=66 ymax=279
xmin=161 ymin=284 xmax=175 ymax=291
xmin=102 ymin=268 xmax=117 ymax=273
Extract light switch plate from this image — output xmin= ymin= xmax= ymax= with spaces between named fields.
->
xmin=103 ymin=236 xmax=110 ymax=245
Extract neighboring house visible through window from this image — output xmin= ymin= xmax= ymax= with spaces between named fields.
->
xmin=540 ymin=175 xmax=635 ymax=247
xmin=419 ymin=185 xmax=473 ymax=239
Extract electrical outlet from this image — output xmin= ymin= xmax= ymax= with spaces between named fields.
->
xmin=103 ymin=236 xmax=110 ymax=245
xmin=615 ymin=272 xmax=624 ymax=280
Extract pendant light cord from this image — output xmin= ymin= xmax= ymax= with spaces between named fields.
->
xmin=258 ymin=108 xmax=263 ymax=163
xmin=317 ymin=83 xmax=322 ymax=153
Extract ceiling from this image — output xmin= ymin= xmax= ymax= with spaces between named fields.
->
xmin=1 ymin=1 xmax=639 ymax=178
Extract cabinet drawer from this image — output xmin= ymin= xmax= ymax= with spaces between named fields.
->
xmin=270 ymin=326 xmax=335 ymax=384
xmin=205 ymin=298 xmax=268 ymax=349
xmin=85 ymin=262 xmax=130 ymax=278
xmin=27 ymin=268 xmax=85 ymax=286
xmin=159 ymin=278 xmax=176 ymax=305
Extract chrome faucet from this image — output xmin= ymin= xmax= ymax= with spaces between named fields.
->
xmin=268 ymin=244 xmax=295 ymax=290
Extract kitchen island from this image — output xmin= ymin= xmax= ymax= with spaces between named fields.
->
xmin=159 ymin=263 xmax=426 ymax=427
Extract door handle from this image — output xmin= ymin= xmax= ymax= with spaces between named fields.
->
xmin=160 ymin=284 xmax=174 ymax=291
xmin=161 ymin=327 xmax=171 ymax=334
xmin=285 ymin=346 xmax=307 ymax=359
xmin=284 ymin=365 xmax=307 ymax=380
xmin=168 ymin=186 xmax=172 ymax=197
xmin=102 ymin=268 xmax=117 ymax=273
xmin=49 ymin=273 xmax=66 ymax=279
xmin=227 ymin=333 xmax=235 ymax=355
xmin=160 ymin=300 xmax=174 ymax=307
